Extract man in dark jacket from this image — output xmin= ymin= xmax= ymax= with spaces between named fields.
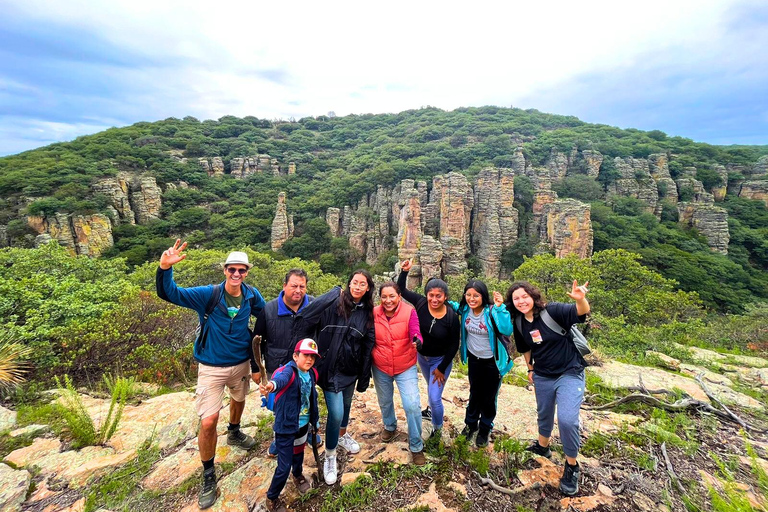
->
xmin=156 ymin=240 xmax=265 ymax=510
xmin=252 ymin=268 xmax=322 ymax=454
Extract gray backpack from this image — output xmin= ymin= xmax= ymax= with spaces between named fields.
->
xmin=516 ymin=308 xmax=591 ymax=357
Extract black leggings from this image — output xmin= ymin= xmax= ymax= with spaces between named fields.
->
xmin=465 ymin=353 xmax=501 ymax=432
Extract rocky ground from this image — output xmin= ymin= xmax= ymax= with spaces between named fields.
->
xmin=1 ymin=344 xmax=766 ymax=512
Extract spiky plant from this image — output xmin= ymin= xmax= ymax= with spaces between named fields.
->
xmin=0 ymin=332 xmax=33 ymax=389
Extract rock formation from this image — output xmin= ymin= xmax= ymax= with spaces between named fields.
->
xmin=581 ymin=150 xmax=604 ymax=179
xmin=472 ymin=168 xmax=518 ymax=278
xmin=27 ymin=213 xmax=113 ymax=257
xmin=542 ymin=200 xmax=593 ymax=258
xmin=607 ymin=157 xmax=659 ymax=214
xmin=738 ymin=180 xmax=768 ymax=207
xmin=711 ymin=165 xmax=729 ymax=202
xmin=396 ymin=189 xmax=423 ymax=288
xmin=270 ymin=192 xmax=293 ymax=251
xmin=92 ymin=174 xmax=135 ymax=224
xmin=326 ymin=207 xmax=341 ymax=237
xmin=677 ymin=202 xmax=730 ymax=254
xmin=435 ymin=172 xmax=474 ymax=276
xmin=129 ymin=176 xmax=163 ymax=224
xmin=648 ymin=154 xmax=678 ymax=204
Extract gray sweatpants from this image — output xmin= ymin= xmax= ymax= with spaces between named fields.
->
xmin=533 ymin=368 xmax=585 ymax=458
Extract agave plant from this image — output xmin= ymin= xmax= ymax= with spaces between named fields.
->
xmin=0 ymin=333 xmax=33 ymax=389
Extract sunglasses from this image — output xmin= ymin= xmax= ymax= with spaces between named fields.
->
xmin=226 ymin=267 xmax=249 ymax=275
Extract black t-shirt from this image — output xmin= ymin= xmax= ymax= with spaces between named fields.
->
xmin=397 ymin=271 xmax=460 ymax=374
xmin=513 ymin=302 xmax=586 ymax=377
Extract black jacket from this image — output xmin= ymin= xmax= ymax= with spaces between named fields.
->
xmin=253 ymin=292 xmax=314 ymax=374
xmin=295 ymin=287 xmax=375 ymax=393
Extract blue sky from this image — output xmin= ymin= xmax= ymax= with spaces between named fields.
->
xmin=1 ymin=0 xmax=767 ymax=156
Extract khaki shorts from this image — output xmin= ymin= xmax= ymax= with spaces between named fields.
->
xmin=195 ymin=361 xmax=251 ymax=419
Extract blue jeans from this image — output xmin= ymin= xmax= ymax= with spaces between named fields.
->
xmin=417 ymin=354 xmax=452 ymax=429
xmin=372 ymin=364 xmax=423 ymax=452
xmin=533 ymin=368 xmax=585 ymax=458
xmin=324 ymin=384 xmax=355 ymax=451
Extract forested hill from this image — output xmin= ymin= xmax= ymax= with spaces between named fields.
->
xmin=0 ymin=106 xmax=766 ymax=312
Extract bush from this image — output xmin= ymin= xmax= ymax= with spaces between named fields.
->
xmin=55 ymin=374 xmax=128 ymax=448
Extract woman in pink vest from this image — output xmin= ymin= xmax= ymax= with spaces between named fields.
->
xmin=372 ymin=281 xmax=425 ymax=465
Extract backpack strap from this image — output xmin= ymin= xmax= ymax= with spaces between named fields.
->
xmin=198 ymin=284 xmax=224 ymax=350
xmin=515 ymin=314 xmax=522 ymax=335
xmin=539 ymin=308 xmax=568 ymax=336
xmin=274 ymin=365 xmax=298 ymax=403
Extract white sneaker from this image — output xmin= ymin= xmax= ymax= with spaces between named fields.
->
xmin=338 ymin=432 xmax=360 ymax=454
xmin=323 ymin=454 xmax=337 ymax=485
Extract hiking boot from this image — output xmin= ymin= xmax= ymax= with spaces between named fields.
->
xmin=559 ymin=461 xmax=580 ymax=496
xmin=460 ymin=423 xmax=478 ymax=440
xmin=476 ymin=427 xmax=491 ymax=448
xmin=421 ymin=406 xmax=432 ymax=420
xmin=293 ymin=473 xmax=312 ymax=494
xmin=338 ymin=432 xmax=360 ymax=454
xmin=227 ymin=428 xmax=256 ymax=450
xmin=412 ymin=450 xmax=426 ymax=466
xmin=198 ymin=467 xmax=217 ymax=509
xmin=264 ymin=496 xmax=288 ymax=512
xmin=381 ymin=428 xmax=397 ymax=443
xmin=323 ymin=453 xmax=338 ymax=485
xmin=525 ymin=441 xmax=552 ymax=459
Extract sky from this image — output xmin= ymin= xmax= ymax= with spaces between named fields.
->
xmin=1 ymin=0 xmax=767 ymax=156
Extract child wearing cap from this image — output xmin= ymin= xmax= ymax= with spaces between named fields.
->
xmin=260 ymin=339 xmax=321 ymax=512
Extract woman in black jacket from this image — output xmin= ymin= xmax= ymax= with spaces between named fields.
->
xmin=397 ymin=260 xmax=460 ymax=438
xmin=295 ymin=269 xmax=375 ymax=486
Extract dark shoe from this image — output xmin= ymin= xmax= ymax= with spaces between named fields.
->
xmin=475 ymin=428 xmax=491 ymax=448
xmin=264 ymin=497 xmax=288 ymax=512
xmin=412 ymin=450 xmax=426 ymax=466
xmin=460 ymin=423 xmax=478 ymax=440
xmin=421 ymin=406 xmax=432 ymax=420
xmin=428 ymin=427 xmax=442 ymax=440
xmin=559 ymin=462 xmax=580 ymax=496
xmin=525 ymin=441 xmax=552 ymax=459
xmin=293 ymin=473 xmax=311 ymax=494
xmin=227 ymin=428 xmax=256 ymax=450
xmin=381 ymin=428 xmax=397 ymax=443
xmin=198 ymin=467 xmax=217 ymax=509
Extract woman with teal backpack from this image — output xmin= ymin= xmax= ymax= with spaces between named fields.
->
xmin=449 ymin=279 xmax=514 ymax=447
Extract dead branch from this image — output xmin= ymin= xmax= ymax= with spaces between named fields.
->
xmin=661 ymin=442 xmax=686 ymax=495
xmin=693 ymin=372 xmax=751 ymax=432
xmin=473 ymin=471 xmax=541 ymax=496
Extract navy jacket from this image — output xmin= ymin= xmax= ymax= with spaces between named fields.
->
xmin=157 ymin=267 xmax=265 ymax=367
xmin=253 ymin=292 xmax=314 ymax=374
xmin=271 ymin=361 xmax=320 ymax=435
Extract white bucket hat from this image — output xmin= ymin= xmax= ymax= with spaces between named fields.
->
xmin=223 ymin=251 xmax=253 ymax=269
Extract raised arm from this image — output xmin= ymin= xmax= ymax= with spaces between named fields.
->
xmin=397 ymin=260 xmax=425 ymax=307
xmin=567 ymin=280 xmax=591 ymax=316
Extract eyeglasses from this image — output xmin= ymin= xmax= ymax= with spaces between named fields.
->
xmin=226 ymin=267 xmax=248 ymax=275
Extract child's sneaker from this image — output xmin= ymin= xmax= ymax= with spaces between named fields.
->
xmin=338 ymin=432 xmax=360 ymax=454
xmin=293 ymin=473 xmax=311 ymax=494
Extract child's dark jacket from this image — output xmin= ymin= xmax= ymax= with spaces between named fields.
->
xmin=271 ymin=360 xmax=319 ymax=435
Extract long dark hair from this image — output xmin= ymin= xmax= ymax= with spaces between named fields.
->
xmin=505 ymin=281 xmax=547 ymax=316
xmin=459 ymin=279 xmax=490 ymax=311
xmin=338 ymin=269 xmax=375 ymax=326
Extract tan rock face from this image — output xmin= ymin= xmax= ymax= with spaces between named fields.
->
xmin=270 ymin=192 xmax=292 ymax=251
xmin=437 ymin=173 xmax=473 ymax=276
xmin=544 ymin=199 xmax=593 ymax=259
xmin=129 ymin=176 xmax=162 ymax=224
xmin=27 ymin=213 xmax=114 ymax=257
xmin=472 ymin=168 xmax=519 ymax=278
xmin=738 ymin=180 xmax=768 ymax=207
xmin=326 ymin=207 xmax=341 ymax=237
xmin=648 ymin=153 xmax=678 ymax=204
xmin=607 ymin=157 xmax=659 ymax=214
xmin=397 ymin=189 xmax=423 ymax=288
xmin=92 ymin=174 xmax=135 ymax=224
xmin=677 ymin=202 xmax=730 ymax=254
xmin=418 ymin=235 xmax=443 ymax=284
xmin=582 ymin=150 xmax=604 ymax=179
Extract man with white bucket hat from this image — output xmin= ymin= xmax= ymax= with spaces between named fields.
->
xmin=156 ymin=239 xmax=266 ymax=509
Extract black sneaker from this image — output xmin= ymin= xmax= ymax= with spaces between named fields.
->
xmin=559 ymin=462 xmax=580 ymax=496
xmin=227 ymin=428 xmax=256 ymax=450
xmin=198 ymin=467 xmax=217 ymax=509
xmin=476 ymin=428 xmax=490 ymax=448
xmin=525 ymin=441 xmax=552 ymax=458
xmin=460 ymin=423 xmax=478 ymax=440
xmin=421 ymin=406 xmax=432 ymax=420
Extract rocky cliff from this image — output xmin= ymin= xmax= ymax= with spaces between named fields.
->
xmin=200 ymin=155 xmax=295 ymax=179
xmin=270 ymin=192 xmax=293 ymax=251
xmin=607 ymin=157 xmax=660 ymax=215
xmin=27 ymin=213 xmax=114 ymax=257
